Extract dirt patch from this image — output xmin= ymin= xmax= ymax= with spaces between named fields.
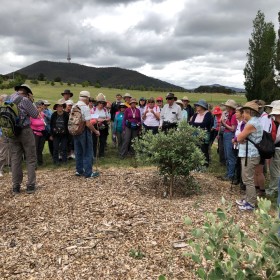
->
xmin=0 ymin=167 xmax=256 ymax=279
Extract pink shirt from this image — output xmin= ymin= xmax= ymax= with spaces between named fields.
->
xmin=225 ymin=112 xmax=237 ymax=133
xmin=30 ymin=112 xmax=46 ymax=136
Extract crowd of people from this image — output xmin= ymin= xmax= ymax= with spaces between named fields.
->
xmin=0 ymin=84 xmax=280 ymax=212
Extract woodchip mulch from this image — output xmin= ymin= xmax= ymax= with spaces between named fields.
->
xmin=0 ymin=167 xmax=256 ymax=280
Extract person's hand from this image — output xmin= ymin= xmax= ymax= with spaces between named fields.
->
xmin=95 ymin=130 xmax=100 ymax=137
xmin=49 ymin=135 xmax=53 ymax=141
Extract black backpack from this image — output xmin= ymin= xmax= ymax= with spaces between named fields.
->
xmin=247 ymin=130 xmax=275 ymax=160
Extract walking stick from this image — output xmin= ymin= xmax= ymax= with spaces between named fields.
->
xmin=95 ymin=126 xmax=100 ymax=173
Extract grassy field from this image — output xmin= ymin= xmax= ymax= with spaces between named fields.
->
xmin=1 ymin=81 xmax=247 ymax=106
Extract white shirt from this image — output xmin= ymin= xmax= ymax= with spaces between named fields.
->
xmin=260 ymin=112 xmax=272 ymax=132
xmin=160 ymin=103 xmax=182 ymax=125
xmin=75 ymin=101 xmax=91 ymax=121
xmin=143 ymin=105 xmax=160 ymax=127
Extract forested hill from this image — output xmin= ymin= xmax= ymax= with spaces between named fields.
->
xmin=13 ymin=60 xmax=185 ymax=91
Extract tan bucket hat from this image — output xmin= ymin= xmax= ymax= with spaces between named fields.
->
xmin=241 ymin=101 xmax=260 ymax=114
xmin=224 ymin=99 xmax=237 ymax=109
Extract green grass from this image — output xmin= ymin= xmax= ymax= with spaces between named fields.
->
xmin=2 ymin=81 xmax=246 ymax=106
xmin=4 ymin=80 xmax=244 ymax=174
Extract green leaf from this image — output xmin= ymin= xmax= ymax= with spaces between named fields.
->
xmin=228 ymin=247 xmax=237 ymax=260
xmin=184 ymin=216 xmax=192 ymax=226
xmin=158 ymin=275 xmax=166 ymax=280
xmin=236 ymin=270 xmax=245 ymax=280
xmin=197 ymin=268 xmax=206 ymax=279
xmin=221 ymin=196 xmax=226 ymax=205
xmin=191 ymin=254 xmax=201 ymax=264
xmin=216 ymin=208 xmax=226 ymax=221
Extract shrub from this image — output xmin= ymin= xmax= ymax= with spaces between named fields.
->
xmin=132 ymin=121 xmax=206 ymax=197
xmin=184 ymin=198 xmax=280 ymax=279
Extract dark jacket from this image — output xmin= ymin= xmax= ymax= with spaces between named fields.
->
xmin=184 ymin=105 xmax=194 ymax=121
xmin=50 ymin=111 xmax=69 ymax=136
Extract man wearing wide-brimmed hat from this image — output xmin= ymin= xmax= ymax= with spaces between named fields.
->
xmin=58 ymin=89 xmax=74 ymax=103
xmin=235 ymin=101 xmax=263 ymax=210
xmin=9 ymin=84 xmax=39 ymax=194
xmin=159 ymin=92 xmax=182 ymax=132
xmin=72 ymin=91 xmax=100 ymax=178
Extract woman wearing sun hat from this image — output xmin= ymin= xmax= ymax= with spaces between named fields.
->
xmin=220 ymin=99 xmax=238 ymax=181
xmin=120 ymin=98 xmax=141 ymax=158
xmin=235 ymin=101 xmax=263 ymax=211
xmin=190 ymin=99 xmax=213 ymax=166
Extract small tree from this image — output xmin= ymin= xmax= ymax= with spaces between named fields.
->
xmin=133 ymin=121 xmax=206 ymax=197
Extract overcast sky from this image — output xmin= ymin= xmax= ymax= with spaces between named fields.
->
xmin=0 ymin=0 xmax=279 ymax=89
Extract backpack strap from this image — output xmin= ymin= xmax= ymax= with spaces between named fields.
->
xmin=245 ymin=140 xmax=248 ymax=167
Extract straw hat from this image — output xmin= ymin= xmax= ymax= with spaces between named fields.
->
xmin=129 ymin=98 xmax=138 ymax=105
xmin=53 ymin=100 xmax=66 ymax=110
xmin=224 ymin=99 xmax=237 ymax=109
xmin=182 ymin=96 xmax=189 ymax=101
xmin=96 ymin=93 xmax=107 ymax=104
xmin=241 ymin=101 xmax=260 ymax=113
xmin=176 ymin=100 xmax=184 ymax=106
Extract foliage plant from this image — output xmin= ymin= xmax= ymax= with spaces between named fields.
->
xmin=244 ymin=10 xmax=277 ymax=102
xmin=132 ymin=121 xmax=206 ymax=197
xmin=184 ymin=198 xmax=280 ymax=280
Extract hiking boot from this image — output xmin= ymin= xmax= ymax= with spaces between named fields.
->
xmin=87 ymin=171 xmax=100 ymax=178
xmin=232 ymin=179 xmax=240 ymax=185
xmin=235 ymin=199 xmax=246 ymax=206
xmin=0 ymin=171 xmax=3 ymax=177
xmin=12 ymin=185 xmax=20 ymax=194
xmin=26 ymin=185 xmax=36 ymax=194
xmin=238 ymin=202 xmax=255 ymax=211
xmin=75 ymin=171 xmax=83 ymax=176
xmin=221 ymin=176 xmax=231 ymax=182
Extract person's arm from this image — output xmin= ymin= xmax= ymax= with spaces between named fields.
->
xmin=237 ymin=123 xmax=256 ymax=143
xmin=177 ymin=106 xmax=182 ymax=122
xmin=85 ymin=120 xmax=100 ymax=136
xmin=22 ymin=98 xmax=39 ymax=118
xmin=221 ymin=113 xmax=237 ymax=132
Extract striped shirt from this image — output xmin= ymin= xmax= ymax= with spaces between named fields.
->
xmin=10 ymin=92 xmax=39 ymax=127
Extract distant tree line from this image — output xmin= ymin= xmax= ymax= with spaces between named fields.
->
xmin=193 ymin=85 xmax=236 ymax=94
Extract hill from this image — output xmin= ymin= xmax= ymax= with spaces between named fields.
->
xmin=193 ymin=84 xmax=245 ymax=94
xmin=11 ymin=60 xmax=186 ymax=91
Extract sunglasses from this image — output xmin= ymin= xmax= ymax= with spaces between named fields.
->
xmin=166 ymin=97 xmax=174 ymax=100
xmin=156 ymin=100 xmax=162 ymax=102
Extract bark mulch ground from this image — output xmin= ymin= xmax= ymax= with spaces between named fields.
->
xmin=0 ymin=167 xmax=256 ymax=279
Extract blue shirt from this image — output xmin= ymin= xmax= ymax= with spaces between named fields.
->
xmin=114 ymin=112 xmax=124 ymax=133
xmin=238 ymin=117 xmax=263 ymax=158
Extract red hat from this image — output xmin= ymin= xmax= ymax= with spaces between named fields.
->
xmin=213 ymin=106 xmax=222 ymax=115
xmin=156 ymin=96 xmax=163 ymax=101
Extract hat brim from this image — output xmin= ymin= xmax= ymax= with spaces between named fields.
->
xmin=61 ymin=92 xmax=73 ymax=97
xmin=241 ymin=106 xmax=260 ymax=114
xmin=53 ymin=103 xmax=66 ymax=110
xmin=270 ymin=109 xmax=280 ymax=115
xmin=194 ymin=103 xmax=208 ymax=110
xmin=225 ymin=104 xmax=237 ymax=109
xmin=129 ymin=101 xmax=138 ymax=105
xmin=15 ymin=85 xmax=33 ymax=95
xmin=166 ymin=96 xmax=177 ymax=101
